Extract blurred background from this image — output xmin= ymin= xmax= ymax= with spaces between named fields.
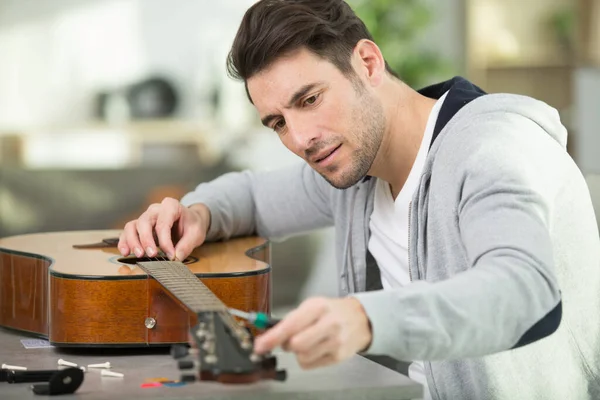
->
xmin=0 ymin=0 xmax=599 ymax=315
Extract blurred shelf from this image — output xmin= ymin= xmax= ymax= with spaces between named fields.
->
xmin=483 ymin=62 xmax=574 ymax=70
xmin=0 ymin=118 xmax=227 ymax=169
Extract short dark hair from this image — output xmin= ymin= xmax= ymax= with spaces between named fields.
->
xmin=226 ymin=0 xmax=398 ymax=102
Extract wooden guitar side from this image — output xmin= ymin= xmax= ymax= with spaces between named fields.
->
xmin=0 ymin=230 xmax=272 ymax=347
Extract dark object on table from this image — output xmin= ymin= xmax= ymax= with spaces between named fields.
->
xmin=95 ymin=76 xmax=179 ymax=121
xmin=127 ymin=76 xmax=178 ymax=119
xmin=0 ymin=367 xmax=84 ymax=395
xmin=31 ymin=367 xmax=84 ymax=395
xmin=1 ymin=369 xmax=57 ymax=384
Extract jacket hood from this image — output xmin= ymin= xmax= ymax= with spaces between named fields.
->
xmin=418 ymin=76 xmax=568 ymax=150
xmin=478 ymin=93 xmax=569 ymax=149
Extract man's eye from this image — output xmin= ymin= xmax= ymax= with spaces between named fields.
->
xmin=274 ymin=119 xmax=286 ymax=131
xmin=304 ymin=94 xmax=319 ymax=105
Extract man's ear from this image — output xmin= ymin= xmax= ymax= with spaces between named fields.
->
xmin=352 ymin=39 xmax=386 ymax=87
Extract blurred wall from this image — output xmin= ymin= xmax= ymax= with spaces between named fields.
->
xmin=423 ymin=0 xmax=467 ymax=75
xmin=0 ymin=0 xmax=257 ymax=136
xmin=574 ymin=68 xmax=600 ymax=175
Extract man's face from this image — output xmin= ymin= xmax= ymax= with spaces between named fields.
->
xmin=247 ymin=48 xmax=385 ymax=189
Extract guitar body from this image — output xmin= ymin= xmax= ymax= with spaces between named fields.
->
xmin=0 ymin=230 xmax=272 ymax=347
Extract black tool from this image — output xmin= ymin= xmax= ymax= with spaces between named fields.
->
xmin=1 ymin=367 xmax=84 ymax=395
xmin=1 ymin=369 xmax=57 ymax=384
xmin=31 ymin=367 xmax=84 ymax=395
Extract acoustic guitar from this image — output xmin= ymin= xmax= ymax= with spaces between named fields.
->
xmin=0 ymin=229 xmax=272 ymax=349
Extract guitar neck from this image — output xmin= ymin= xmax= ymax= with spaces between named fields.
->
xmin=136 ymin=260 xmax=227 ymax=314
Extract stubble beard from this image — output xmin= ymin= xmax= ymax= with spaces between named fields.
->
xmin=321 ymin=91 xmax=385 ymax=190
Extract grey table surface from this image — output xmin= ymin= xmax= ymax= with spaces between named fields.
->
xmin=0 ymin=328 xmax=422 ymax=400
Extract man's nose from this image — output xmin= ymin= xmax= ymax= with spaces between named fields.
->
xmin=287 ymin=117 xmax=319 ymax=151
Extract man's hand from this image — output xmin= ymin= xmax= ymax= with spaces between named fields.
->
xmin=253 ymin=296 xmax=372 ymax=370
xmin=117 ymin=198 xmax=211 ymax=261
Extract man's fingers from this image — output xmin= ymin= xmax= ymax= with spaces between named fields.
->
xmin=118 ymin=226 xmax=130 ymax=256
xmin=252 ymin=297 xmax=370 ymax=372
xmin=136 ymin=205 xmax=161 ymax=256
xmin=173 ymin=226 xmax=201 ymax=261
xmin=119 ymin=220 xmax=142 ymax=257
xmin=155 ymin=198 xmax=181 ymax=259
xmin=296 ymin=335 xmax=338 ymax=368
xmin=253 ymin=297 xmax=329 ymax=354
xmin=172 ymin=208 xmax=206 ymax=261
xmin=117 ymin=199 xmax=206 ymax=261
xmin=286 ymin=314 xmax=339 ymax=354
xmin=297 ymin=351 xmax=336 ymax=370
xmin=252 ymin=319 xmax=301 ymax=355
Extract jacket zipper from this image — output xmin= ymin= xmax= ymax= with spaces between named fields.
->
xmin=408 ymin=200 xmax=412 ymax=282
xmin=346 ymin=187 xmax=359 ymax=294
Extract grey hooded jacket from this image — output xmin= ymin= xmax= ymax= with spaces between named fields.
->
xmin=180 ymin=77 xmax=600 ymax=399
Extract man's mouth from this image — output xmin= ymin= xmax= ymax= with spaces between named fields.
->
xmin=315 ymin=144 xmax=342 ymax=164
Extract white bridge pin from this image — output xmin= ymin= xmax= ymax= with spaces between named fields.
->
xmin=88 ymin=362 xmax=111 ymax=369
xmin=1 ymin=364 xmax=27 ymax=370
xmin=101 ymin=369 xmax=124 ymax=378
xmin=57 ymin=358 xmax=78 ymax=367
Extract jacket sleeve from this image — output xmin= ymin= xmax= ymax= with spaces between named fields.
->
xmin=180 ymin=161 xmax=335 ymax=242
xmin=353 ymin=114 xmax=563 ymax=361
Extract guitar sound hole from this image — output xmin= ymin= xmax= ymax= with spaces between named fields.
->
xmin=117 ymin=256 xmax=197 ymax=265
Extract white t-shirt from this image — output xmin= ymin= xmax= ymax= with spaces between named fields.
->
xmin=367 ymin=91 xmax=448 ymax=400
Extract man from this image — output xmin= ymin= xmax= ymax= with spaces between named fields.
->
xmin=118 ymin=0 xmax=600 ymax=399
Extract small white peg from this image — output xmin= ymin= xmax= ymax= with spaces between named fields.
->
xmin=101 ymin=369 xmax=124 ymax=378
xmin=57 ymin=358 xmax=77 ymax=367
xmin=1 ymin=364 xmax=27 ymax=370
xmin=87 ymin=362 xmax=111 ymax=369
